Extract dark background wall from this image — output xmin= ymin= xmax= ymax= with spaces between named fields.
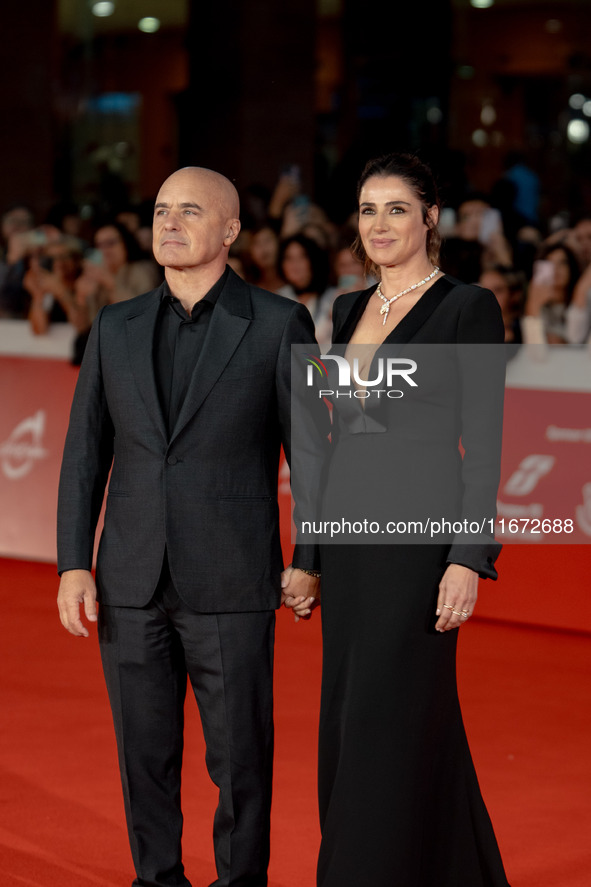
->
xmin=0 ymin=2 xmax=58 ymax=217
xmin=1 ymin=0 xmax=591 ymax=223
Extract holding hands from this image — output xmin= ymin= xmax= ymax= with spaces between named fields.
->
xmin=281 ymin=562 xmax=478 ymax=629
xmin=281 ymin=565 xmax=320 ymax=622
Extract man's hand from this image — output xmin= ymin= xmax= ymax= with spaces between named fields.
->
xmin=57 ymin=569 xmax=98 ymax=637
xmin=281 ymin=565 xmax=320 ymax=622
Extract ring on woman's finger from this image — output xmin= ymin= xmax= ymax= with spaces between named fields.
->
xmin=443 ymin=604 xmax=454 ymax=611
xmin=452 ymin=609 xmax=464 ymax=616
xmin=461 ymin=610 xmax=470 ymax=618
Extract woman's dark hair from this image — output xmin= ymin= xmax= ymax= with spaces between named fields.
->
xmin=277 ymin=233 xmax=330 ymax=295
xmin=536 ymin=242 xmax=580 ymax=306
xmin=352 ymin=153 xmax=442 ymax=278
xmin=95 ymin=220 xmax=145 ymax=263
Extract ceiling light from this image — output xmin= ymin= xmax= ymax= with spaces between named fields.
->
xmin=426 ymin=106 xmax=443 ymax=124
xmin=472 ymin=129 xmax=488 ymax=147
xmin=567 ymin=119 xmax=590 ymax=145
xmin=92 ymin=1 xmax=115 ymax=16
xmin=481 ymin=103 xmax=496 ymax=126
xmin=138 ymin=17 xmax=160 ymax=33
xmin=470 ymin=0 xmax=494 ymax=8
xmin=569 ymin=93 xmax=586 ymax=110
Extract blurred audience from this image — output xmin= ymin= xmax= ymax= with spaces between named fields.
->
xmin=572 ymin=215 xmax=591 ymax=269
xmin=45 ymin=203 xmax=89 ymax=245
xmin=24 ymin=237 xmax=84 ymax=335
xmin=440 ymin=195 xmax=513 ymax=283
xmin=277 ymin=233 xmax=332 ymax=344
xmin=313 ymin=244 xmax=370 ymax=347
xmin=246 ymin=224 xmax=284 ymax=292
xmin=566 ymin=258 xmax=591 ymax=344
xmin=479 ymin=265 xmax=525 ymax=344
xmin=521 ymin=243 xmax=580 ymax=344
xmin=70 ymin=221 xmax=160 ymax=363
xmin=116 ymin=201 xmax=155 ymax=253
xmin=75 ymin=222 xmax=159 ymax=314
xmin=4 ymin=160 xmax=591 ymax=358
xmin=499 ymin=151 xmax=541 ymax=228
xmin=0 ymin=223 xmax=63 ymax=318
xmin=267 ymin=167 xmax=337 ymax=249
xmin=1 ymin=205 xmax=34 ymax=258
xmin=332 ymin=243 xmax=367 ymax=294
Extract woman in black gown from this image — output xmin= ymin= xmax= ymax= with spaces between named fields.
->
xmin=287 ymin=154 xmax=511 ymax=887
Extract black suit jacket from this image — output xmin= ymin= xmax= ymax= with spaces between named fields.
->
xmin=57 ymin=268 xmax=326 ymax=611
xmin=329 ymin=275 xmax=505 ymax=578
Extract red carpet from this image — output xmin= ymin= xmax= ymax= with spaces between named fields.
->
xmin=1 ymin=557 xmax=590 ymax=886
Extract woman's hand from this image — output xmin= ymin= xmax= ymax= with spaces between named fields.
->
xmin=74 ymin=270 xmax=100 ymax=304
xmin=525 ymin=280 xmax=555 ymax=316
xmin=82 ymin=261 xmax=115 ymax=290
xmin=23 ymin=258 xmax=46 ymax=301
xmin=435 ymin=563 xmax=478 ymax=632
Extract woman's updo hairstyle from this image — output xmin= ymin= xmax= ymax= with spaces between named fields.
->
xmin=352 ymin=153 xmax=442 ymax=279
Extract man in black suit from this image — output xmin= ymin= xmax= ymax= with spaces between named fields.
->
xmin=57 ymin=167 xmax=324 ymax=887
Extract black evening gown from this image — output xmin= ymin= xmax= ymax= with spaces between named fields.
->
xmin=317 ymin=276 xmax=511 ymax=887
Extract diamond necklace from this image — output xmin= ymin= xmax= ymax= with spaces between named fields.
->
xmin=376 ymin=266 xmax=440 ymax=325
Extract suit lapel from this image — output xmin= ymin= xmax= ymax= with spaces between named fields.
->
xmin=383 ymin=275 xmax=454 ymax=344
xmin=334 ymin=276 xmax=455 ymax=346
xmin=169 ymin=269 xmax=252 ymax=444
xmin=125 ymin=286 xmax=168 ymax=442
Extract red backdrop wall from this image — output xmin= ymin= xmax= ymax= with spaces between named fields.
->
xmin=1 ymin=351 xmax=588 ymax=633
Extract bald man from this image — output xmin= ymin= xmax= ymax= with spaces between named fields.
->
xmin=57 ymin=167 xmax=324 ymax=887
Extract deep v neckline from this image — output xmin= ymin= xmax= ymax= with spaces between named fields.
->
xmin=334 ymin=275 xmax=455 ymax=346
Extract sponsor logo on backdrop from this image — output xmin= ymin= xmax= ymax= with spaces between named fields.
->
xmin=576 ymin=483 xmax=591 ymax=536
xmin=0 ymin=410 xmax=49 ymax=479
xmin=546 ymin=425 xmax=591 ymax=443
xmin=496 ymin=501 xmax=543 ymax=518
xmin=503 ymin=454 xmax=555 ymax=496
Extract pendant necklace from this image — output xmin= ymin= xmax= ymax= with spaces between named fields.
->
xmin=376 ymin=266 xmax=440 ymax=325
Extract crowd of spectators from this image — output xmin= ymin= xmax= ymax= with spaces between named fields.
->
xmin=0 ymin=204 xmax=160 ymax=363
xmin=2 ymin=157 xmax=591 ymax=362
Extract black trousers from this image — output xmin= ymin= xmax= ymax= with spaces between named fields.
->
xmin=98 ymin=557 xmax=275 ymax=887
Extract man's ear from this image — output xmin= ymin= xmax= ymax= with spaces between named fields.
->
xmin=224 ymin=218 xmax=241 ymax=246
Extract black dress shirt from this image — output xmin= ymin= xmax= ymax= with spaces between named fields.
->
xmin=154 ymin=269 xmax=228 ymax=437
